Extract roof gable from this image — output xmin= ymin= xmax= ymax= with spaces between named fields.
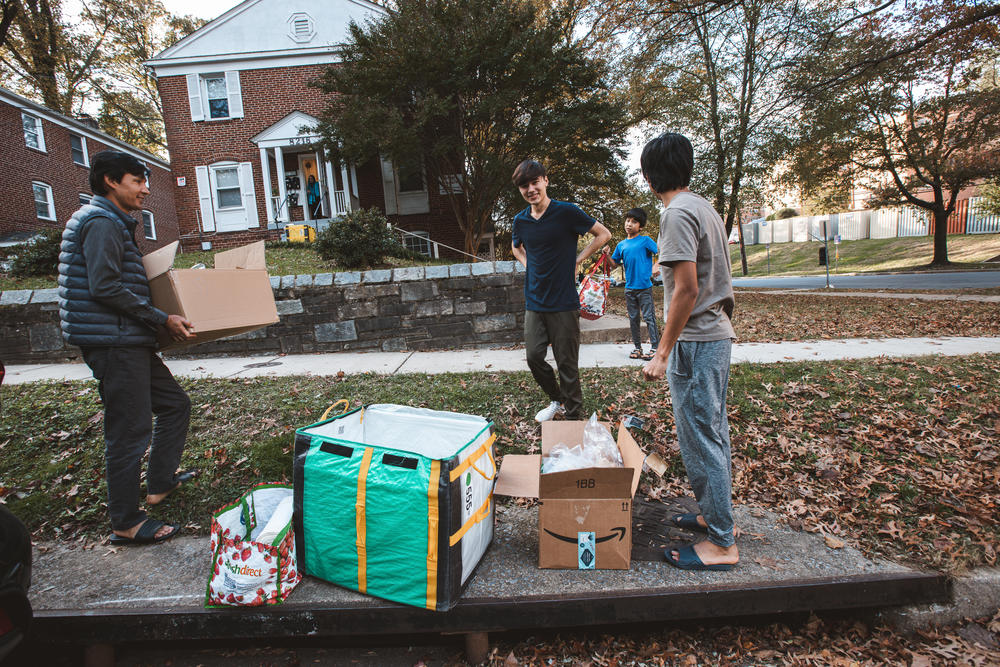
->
xmin=251 ymin=110 xmax=321 ymax=148
xmin=151 ymin=0 xmax=384 ymax=65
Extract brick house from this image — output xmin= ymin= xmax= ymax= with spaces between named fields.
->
xmin=0 ymin=86 xmax=178 ymax=252
xmin=145 ymin=0 xmax=483 ymax=258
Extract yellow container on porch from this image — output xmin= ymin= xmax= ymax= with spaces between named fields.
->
xmin=286 ymin=224 xmax=316 ymax=243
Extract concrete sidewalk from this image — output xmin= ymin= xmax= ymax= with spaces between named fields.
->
xmin=7 ymin=335 xmax=1000 ymax=384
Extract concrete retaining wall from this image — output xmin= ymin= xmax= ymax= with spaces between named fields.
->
xmin=0 ymin=261 xmax=526 ymax=364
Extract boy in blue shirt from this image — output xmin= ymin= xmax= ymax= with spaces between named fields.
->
xmin=603 ymin=207 xmax=660 ymax=360
xmin=511 ymin=160 xmax=611 ymax=422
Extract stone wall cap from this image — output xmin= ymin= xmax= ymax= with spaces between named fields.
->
xmin=0 ymin=290 xmax=32 ymax=305
xmin=393 ymin=266 xmax=425 ymax=282
xmin=334 ymin=271 xmax=361 ymax=285
xmin=30 ymin=288 xmax=60 ymax=304
xmin=363 ymin=269 xmax=392 ymax=283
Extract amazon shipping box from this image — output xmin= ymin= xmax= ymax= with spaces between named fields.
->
xmin=494 ymin=421 xmax=643 ymax=569
xmin=142 ymin=241 xmax=279 ymax=350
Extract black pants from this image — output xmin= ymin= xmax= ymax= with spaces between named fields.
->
xmin=81 ymin=346 xmax=191 ymax=531
xmin=524 ymin=310 xmax=582 ymax=419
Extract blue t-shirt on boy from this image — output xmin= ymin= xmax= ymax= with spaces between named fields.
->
xmin=512 ymin=200 xmax=596 ymax=312
xmin=611 ymin=235 xmax=659 ymax=290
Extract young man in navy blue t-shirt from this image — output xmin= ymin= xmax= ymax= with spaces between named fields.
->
xmin=604 ymin=207 xmax=660 ymax=360
xmin=510 ymin=160 xmax=611 ymax=422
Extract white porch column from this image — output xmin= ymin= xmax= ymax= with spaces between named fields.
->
xmin=340 ymin=163 xmax=352 ymax=212
xmin=274 ymin=145 xmax=287 ymax=222
xmin=260 ymin=147 xmax=274 ymax=224
xmin=324 ymin=159 xmax=338 ymax=215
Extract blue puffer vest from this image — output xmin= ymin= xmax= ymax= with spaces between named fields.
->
xmin=58 ymin=196 xmax=158 ymax=347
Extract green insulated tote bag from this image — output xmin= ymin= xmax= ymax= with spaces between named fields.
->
xmin=293 ymin=403 xmax=496 ymax=611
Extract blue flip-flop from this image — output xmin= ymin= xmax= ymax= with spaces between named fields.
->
xmin=664 ymin=543 xmax=734 ymax=571
xmin=671 ymin=513 xmax=706 ymax=531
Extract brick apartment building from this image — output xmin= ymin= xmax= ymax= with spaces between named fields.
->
xmin=0 ymin=86 xmax=178 ymax=253
xmin=145 ymin=0 xmax=478 ymax=257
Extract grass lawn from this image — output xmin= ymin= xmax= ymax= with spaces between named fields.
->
xmin=2 ymin=354 xmax=997 ymax=574
xmin=605 ymin=289 xmax=1000 ymax=342
xmin=731 ymin=232 xmax=1000 ymax=276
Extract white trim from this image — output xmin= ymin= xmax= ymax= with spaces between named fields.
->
xmin=240 ymin=161 xmax=258 ymax=228
xmin=147 ymin=50 xmax=341 ymax=77
xmin=148 ymin=0 xmax=385 ymax=63
xmin=260 ymin=147 xmax=274 ymax=223
xmin=186 ymin=73 xmax=204 ymax=122
xmin=195 ymin=165 xmax=216 ymax=232
xmin=225 ymin=71 xmax=244 ymax=119
xmin=32 ymin=181 xmax=55 ymax=221
xmin=78 ymin=192 xmax=93 ymax=205
xmin=274 ymin=146 xmax=288 ymax=222
xmin=0 ymin=87 xmax=170 ymax=170
xmin=70 ymin=133 xmax=89 ymax=166
xmin=22 ymin=112 xmax=45 ymax=152
xmin=141 ymin=210 xmax=157 ymax=240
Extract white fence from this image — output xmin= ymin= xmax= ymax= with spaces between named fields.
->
xmin=745 ymin=198 xmax=995 ymax=245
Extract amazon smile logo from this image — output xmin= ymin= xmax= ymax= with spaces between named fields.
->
xmin=543 ymin=527 xmax=627 ymax=544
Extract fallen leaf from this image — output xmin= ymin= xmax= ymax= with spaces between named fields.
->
xmin=824 ymin=535 xmax=845 ymax=549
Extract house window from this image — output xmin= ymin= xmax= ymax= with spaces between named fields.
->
xmin=70 ymin=134 xmax=88 ymax=166
xmin=32 ymin=182 xmax=55 ymax=220
xmin=205 ymin=75 xmax=230 ymax=119
xmin=22 ymin=113 xmax=45 ymax=151
xmin=79 ymin=193 xmax=92 ymax=205
xmin=397 ymin=161 xmax=425 ymax=193
xmin=403 ymin=230 xmax=432 ymax=257
xmin=141 ymin=210 xmax=156 ymax=240
xmin=212 ymin=165 xmax=242 ymax=209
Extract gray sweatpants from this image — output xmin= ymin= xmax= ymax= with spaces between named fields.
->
xmin=668 ymin=338 xmax=734 ymax=547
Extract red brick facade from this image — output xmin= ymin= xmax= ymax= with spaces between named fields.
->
xmin=0 ymin=89 xmax=178 ymax=254
xmin=157 ymin=63 xmax=468 ymax=256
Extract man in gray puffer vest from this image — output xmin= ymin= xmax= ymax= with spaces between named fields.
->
xmin=59 ymin=150 xmax=195 ymax=546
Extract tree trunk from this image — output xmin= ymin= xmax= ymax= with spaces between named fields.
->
xmin=931 ymin=209 xmax=950 ymax=266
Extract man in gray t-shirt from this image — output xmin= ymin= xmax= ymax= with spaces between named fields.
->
xmin=640 ymin=133 xmax=739 ymax=573
xmin=656 ymin=191 xmax=736 ymax=341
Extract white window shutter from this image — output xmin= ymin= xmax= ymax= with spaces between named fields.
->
xmin=195 ymin=166 xmax=215 ymax=231
xmin=225 ymin=71 xmax=244 ymax=119
xmin=380 ymin=157 xmax=397 ymax=215
xmin=186 ymin=74 xmax=204 ymax=122
xmin=239 ymin=162 xmax=258 ymax=228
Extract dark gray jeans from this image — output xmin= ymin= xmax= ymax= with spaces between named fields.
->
xmin=668 ymin=338 xmax=734 ymax=547
xmin=81 ymin=346 xmax=191 ymax=531
xmin=625 ymin=288 xmax=660 ymax=350
xmin=524 ymin=309 xmax=582 ymax=419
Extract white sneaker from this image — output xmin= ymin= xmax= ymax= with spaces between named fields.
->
xmin=534 ymin=401 xmax=565 ymax=422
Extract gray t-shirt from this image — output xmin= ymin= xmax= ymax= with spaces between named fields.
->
xmin=657 ymin=191 xmax=736 ymax=341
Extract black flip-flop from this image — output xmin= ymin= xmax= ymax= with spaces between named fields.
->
xmin=664 ymin=543 xmax=734 ymax=571
xmin=671 ymin=513 xmax=707 ymax=531
xmin=109 ymin=519 xmax=179 ymax=546
xmin=147 ymin=469 xmax=199 ymax=505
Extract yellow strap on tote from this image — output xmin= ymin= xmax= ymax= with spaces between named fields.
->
xmin=321 ymin=399 xmax=351 ymax=421
xmin=425 ymin=460 xmax=441 ymax=611
xmin=449 ymin=496 xmax=492 ymax=547
xmin=355 ymin=447 xmax=373 ymax=593
xmin=449 ymin=434 xmax=497 ymax=482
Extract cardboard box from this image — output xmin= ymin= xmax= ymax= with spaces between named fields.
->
xmin=142 ymin=241 xmax=279 ymax=350
xmin=494 ymin=421 xmax=644 ymax=569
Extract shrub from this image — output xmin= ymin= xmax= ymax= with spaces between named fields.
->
xmin=314 ymin=208 xmax=407 ymax=269
xmin=9 ymin=229 xmax=62 ymax=277
xmin=765 ymin=207 xmax=799 ymax=221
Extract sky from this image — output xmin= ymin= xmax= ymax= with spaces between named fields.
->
xmin=162 ymin=0 xmax=240 ymax=20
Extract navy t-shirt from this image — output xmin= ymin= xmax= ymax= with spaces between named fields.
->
xmin=512 ymin=199 xmax=596 ymax=312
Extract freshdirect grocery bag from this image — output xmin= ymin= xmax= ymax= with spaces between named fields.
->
xmin=579 ymin=254 xmax=611 ymax=320
xmin=205 ymin=484 xmax=301 ymax=608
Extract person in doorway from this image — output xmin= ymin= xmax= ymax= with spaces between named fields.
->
xmin=58 ymin=150 xmax=196 ymax=546
xmin=306 ymin=174 xmax=321 ymax=217
xmin=639 ymin=133 xmax=739 ymax=571
xmin=602 ymin=207 xmax=660 ymax=360
xmin=510 ymin=160 xmax=611 ymax=422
